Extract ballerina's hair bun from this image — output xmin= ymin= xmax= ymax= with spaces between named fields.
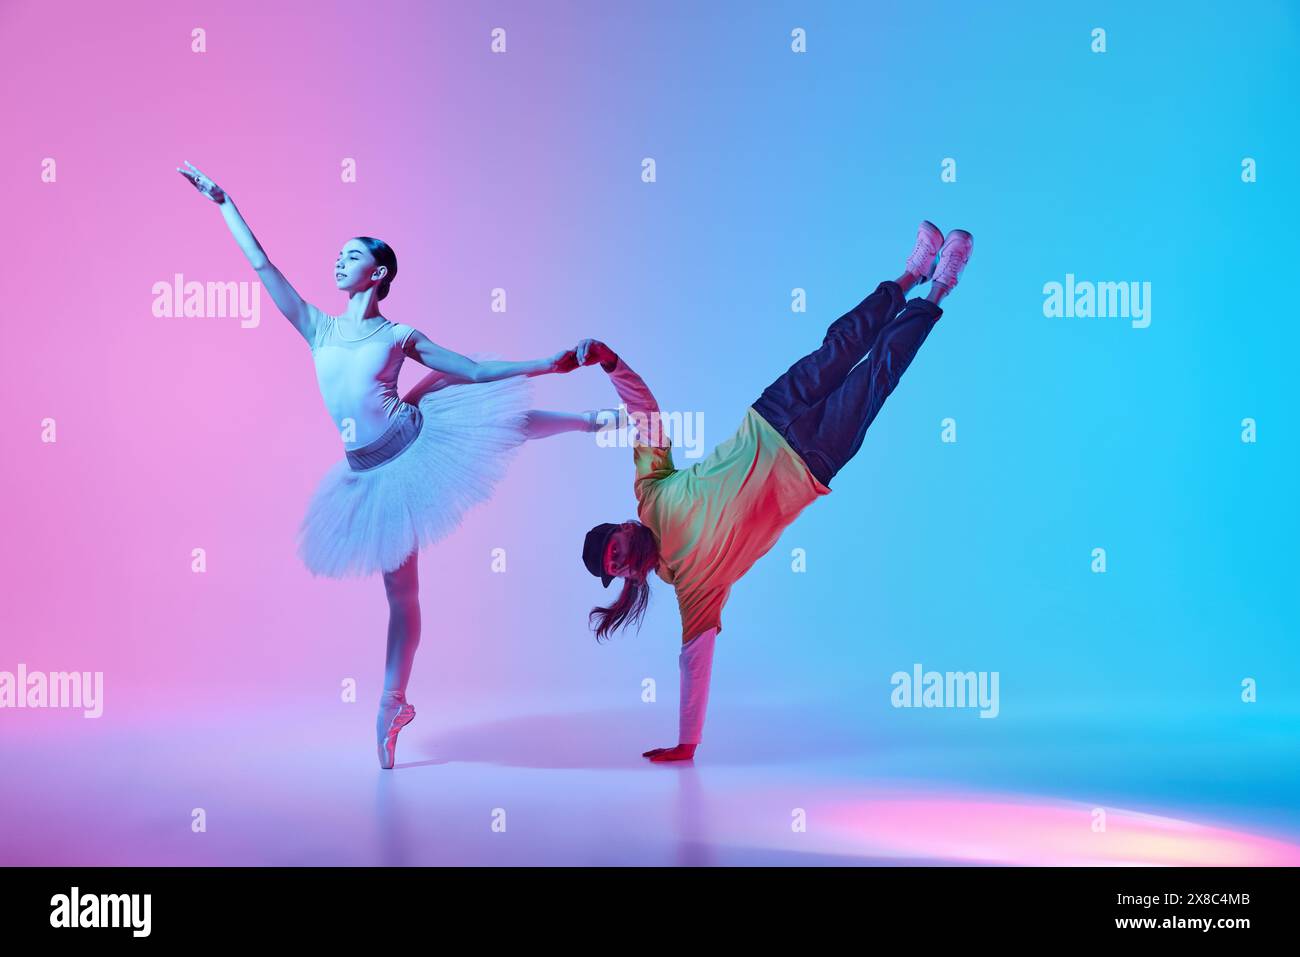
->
xmin=357 ymin=236 xmax=398 ymax=301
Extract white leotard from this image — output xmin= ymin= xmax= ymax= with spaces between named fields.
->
xmin=309 ymin=306 xmax=419 ymax=450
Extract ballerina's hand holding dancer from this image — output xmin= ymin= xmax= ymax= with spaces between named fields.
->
xmin=178 ymin=161 xmax=614 ymax=768
xmin=573 ymin=220 xmax=973 ymax=761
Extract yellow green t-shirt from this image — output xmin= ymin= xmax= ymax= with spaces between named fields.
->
xmin=633 ymin=406 xmax=832 ymax=643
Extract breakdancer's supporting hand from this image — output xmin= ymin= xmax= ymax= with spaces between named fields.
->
xmin=642 ymin=744 xmax=698 ymax=763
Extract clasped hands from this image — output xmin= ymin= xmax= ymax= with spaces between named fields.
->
xmin=550 ymin=339 xmax=618 ymax=374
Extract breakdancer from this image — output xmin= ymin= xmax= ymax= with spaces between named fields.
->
xmin=576 ymin=222 xmax=973 ymax=760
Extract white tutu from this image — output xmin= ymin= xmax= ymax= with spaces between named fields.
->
xmin=296 ymin=374 xmax=533 ymax=579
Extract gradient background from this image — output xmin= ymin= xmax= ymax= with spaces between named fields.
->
xmin=1 ymin=0 xmax=1297 ymax=866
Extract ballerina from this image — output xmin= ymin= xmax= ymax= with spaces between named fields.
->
xmin=572 ymin=221 xmax=973 ymax=760
xmin=178 ymin=162 xmax=607 ymax=768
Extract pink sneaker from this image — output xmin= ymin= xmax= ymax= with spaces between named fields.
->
xmin=933 ymin=229 xmax=974 ymax=291
xmin=377 ymin=694 xmax=416 ymax=770
xmin=904 ymin=220 xmax=944 ymax=282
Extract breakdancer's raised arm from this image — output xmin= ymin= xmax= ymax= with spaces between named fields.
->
xmin=574 ymin=221 xmax=973 ymax=761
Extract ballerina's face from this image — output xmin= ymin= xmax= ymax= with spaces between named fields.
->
xmin=334 ymin=239 xmax=385 ymax=295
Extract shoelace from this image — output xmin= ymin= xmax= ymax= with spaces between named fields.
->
xmin=907 ymin=237 xmax=942 ymax=275
xmin=934 ymin=245 xmax=968 ymax=287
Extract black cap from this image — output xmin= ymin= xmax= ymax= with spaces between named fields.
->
xmin=582 ymin=523 xmax=620 ymax=587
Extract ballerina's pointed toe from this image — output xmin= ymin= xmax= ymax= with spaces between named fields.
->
xmin=377 ymin=702 xmax=416 ymax=770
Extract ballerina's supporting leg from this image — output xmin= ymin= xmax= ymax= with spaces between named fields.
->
xmin=375 ymin=550 xmax=421 ymax=767
xmin=379 ymin=549 xmax=421 ymax=702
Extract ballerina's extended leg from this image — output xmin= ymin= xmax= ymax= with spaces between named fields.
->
xmin=522 ymin=409 xmax=618 ymax=441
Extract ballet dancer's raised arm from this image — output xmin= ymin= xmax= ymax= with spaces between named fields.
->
xmin=176 ymin=161 xmax=320 ymax=348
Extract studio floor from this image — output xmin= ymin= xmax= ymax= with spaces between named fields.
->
xmin=3 ymin=698 xmax=1298 ymax=867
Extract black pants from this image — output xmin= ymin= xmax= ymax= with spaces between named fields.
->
xmin=751 ymin=280 xmax=942 ymax=488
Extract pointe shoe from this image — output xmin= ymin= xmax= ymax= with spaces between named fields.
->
xmin=932 ymin=229 xmax=974 ymax=291
xmin=904 ymin=220 xmax=945 ymax=282
xmin=377 ymin=695 xmax=416 ymax=770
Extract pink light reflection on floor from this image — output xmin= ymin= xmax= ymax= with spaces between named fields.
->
xmin=719 ymin=791 xmax=1300 ymax=866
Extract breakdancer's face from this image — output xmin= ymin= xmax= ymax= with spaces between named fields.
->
xmin=603 ymin=528 xmax=639 ymax=580
xmin=334 ymin=239 xmax=384 ymax=294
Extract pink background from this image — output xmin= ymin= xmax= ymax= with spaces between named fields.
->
xmin=1 ymin=0 xmax=664 ymax=724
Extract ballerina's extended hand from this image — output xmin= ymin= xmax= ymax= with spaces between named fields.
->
xmin=176 ymin=160 xmax=227 ymax=204
xmin=550 ymin=349 xmax=580 ymax=374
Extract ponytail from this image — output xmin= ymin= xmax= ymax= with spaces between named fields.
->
xmin=587 ymin=521 xmax=659 ymax=641
xmin=588 ymin=576 xmax=652 ymax=642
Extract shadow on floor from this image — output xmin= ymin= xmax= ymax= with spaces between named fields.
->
xmin=409 ymin=705 xmax=883 ymax=770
